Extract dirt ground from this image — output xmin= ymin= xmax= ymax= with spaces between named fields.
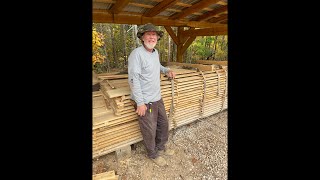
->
xmin=92 ymin=110 xmax=228 ymax=180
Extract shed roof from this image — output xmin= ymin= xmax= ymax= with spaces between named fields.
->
xmin=93 ymin=0 xmax=228 ymax=30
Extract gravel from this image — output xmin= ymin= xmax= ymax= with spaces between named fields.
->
xmin=93 ymin=110 xmax=228 ymax=180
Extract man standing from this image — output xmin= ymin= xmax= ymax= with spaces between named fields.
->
xmin=128 ymin=23 xmax=176 ymax=166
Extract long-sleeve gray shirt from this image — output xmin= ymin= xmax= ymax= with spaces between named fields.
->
xmin=128 ymin=46 xmax=169 ymax=106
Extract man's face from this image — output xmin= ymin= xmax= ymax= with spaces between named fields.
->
xmin=142 ymin=31 xmax=158 ymax=49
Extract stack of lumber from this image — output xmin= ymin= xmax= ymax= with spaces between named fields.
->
xmin=92 ymin=65 xmax=227 ymax=158
xmin=93 ymin=170 xmax=119 ymax=180
xmin=93 ymin=76 xmax=141 ymax=158
xmin=201 ymin=68 xmax=228 ymax=118
xmin=100 ymin=80 xmax=133 ymax=116
xmin=93 ymin=74 xmax=178 ymax=158
xmin=195 ymin=60 xmax=228 ymax=66
xmin=166 ymin=69 xmax=204 ymax=128
xmin=160 ymin=75 xmax=178 ymax=129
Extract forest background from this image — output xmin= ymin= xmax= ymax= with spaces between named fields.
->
xmin=92 ymin=23 xmax=228 ymax=73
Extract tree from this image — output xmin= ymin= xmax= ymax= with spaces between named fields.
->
xmin=92 ymin=27 xmax=106 ymax=72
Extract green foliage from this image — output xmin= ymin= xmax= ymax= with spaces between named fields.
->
xmin=92 ymin=26 xmax=105 ymax=65
xmin=189 ymin=35 xmax=228 ymax=61
xmin=93 ymin=62 xmax=108 ymax=74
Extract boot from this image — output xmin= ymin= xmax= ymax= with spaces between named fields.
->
xmin=151 ymin=156 xmax=167 ymax=166
xmin=159 ymin=148 xmax=175 ymax=156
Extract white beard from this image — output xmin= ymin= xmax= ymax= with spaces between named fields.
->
xmin=144 ymin=42 xmax=156 ymax=49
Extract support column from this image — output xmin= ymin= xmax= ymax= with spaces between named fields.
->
xmin=177 ymin=27 xmax=184 ymax=63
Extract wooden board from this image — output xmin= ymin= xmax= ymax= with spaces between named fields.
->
xmin=93 ymin=170 xmax=119 ymax=180
xmin=196 ymin=60 xmax=228 ymax=66
xmin=106 ymin=87 xmax=131 ymax=98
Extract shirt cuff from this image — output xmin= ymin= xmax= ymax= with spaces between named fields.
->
xmin=165 ymin=67 xmax=170 ymax=74
xmin=136 ymin=102 xmax=145 ymax=106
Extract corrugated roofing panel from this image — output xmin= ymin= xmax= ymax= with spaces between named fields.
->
xmin=170 ymin=5 xmax=187 ymax=10
xmin=158 ymin=11 xmax=176 ymax=17
xmin=123 ymin=5 xmax=148 ymax=14
xmin=208 ymin=3 xmax=223 ymax=10
xmin=185 ymin=14 xmax=199 ymax=20
xmin=93 ymin=2 xmax=113 ymax=10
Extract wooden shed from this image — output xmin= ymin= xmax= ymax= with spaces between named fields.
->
xmin=92 ymin=0 xmax=228 ymax=160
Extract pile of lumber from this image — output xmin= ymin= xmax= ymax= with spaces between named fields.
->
xmin=201 ymin=68 xmax=228 ymax=117
xmin=93 ymin=170 xmax=118 ymax=180
xmin=92 ymin=65 xmax=227 ymax=158
xmin=164 ymin=67 xmax=228 ymax=128
xmin=167 ymin=69 xmax=204 ymax=128
xmin=93 ymin=80 xmax=141 ymax=158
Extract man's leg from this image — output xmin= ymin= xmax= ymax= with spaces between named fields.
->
xmin=155 ymin=99 xmax=169 ymax=151
xmin=137 ymin=104 xmax=158 ymax=159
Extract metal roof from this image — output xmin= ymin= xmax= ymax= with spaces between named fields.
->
xmin=93 ymin=0 xmax=228 ymax=29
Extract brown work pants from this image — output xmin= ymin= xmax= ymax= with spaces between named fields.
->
xmin=134 ymin=98 xmax=169 ymax=159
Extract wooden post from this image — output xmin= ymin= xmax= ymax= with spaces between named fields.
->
xmin=177 ymin=27 xmax=184 ymax=63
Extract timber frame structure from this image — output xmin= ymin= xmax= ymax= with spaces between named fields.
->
xmin=93 ymin=0 xmax=228 ymax=63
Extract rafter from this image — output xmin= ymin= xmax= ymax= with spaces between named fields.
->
xmin=181 ymin=27 xmax=228 ymax=36
xmin=110 ymin=0 xmax=130 ymax=14
xmin=144 ymin=0 xmax=179 ymax=17
xmin=164 ymin=26 xmax=179 ymax=45
xmin=169 ymin=0 xmax=220 ymax=20
xmin=193 ymin=5 xmax=228 ymax=21
xmin=93 ymin=0 xmax=114 ymax=3
xmin=175 ymin=2 xmax=192 ymax=7
xmin=181 ymin=36 xmax=196 ymax=53
xmin=208 ymin=14 xmax=228 ymax=23
xmin=220 ymin=19 xmax=228 ymax=24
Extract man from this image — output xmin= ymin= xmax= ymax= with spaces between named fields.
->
xmin=128 ymin=23 xmax=176 ymax=166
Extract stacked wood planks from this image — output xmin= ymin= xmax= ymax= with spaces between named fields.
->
xmin=201 ymin=67 xmax=228 ymax=118
xmin=92 ymin=65 xmax=227 ymax=159
xmin=93 ymin=77 xmax=141 ymax=158
xmin=167 ymin=69 xmax=205 ymax=128
xmin=93 ymin=170 xmax=119 ymax=180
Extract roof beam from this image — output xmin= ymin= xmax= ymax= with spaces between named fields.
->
xmin=208 ymin=14 xmax=228 ymax=23
xmin=164 ymin=26 xmax=179 ymax=45
xmin=110 ymin=0 xmax=130 ymax=14
xmin=181 ymin=36 xmax=196 ymax=53
xmin=176 ymin=2 xmax=192 ymax=7
xmin=169 ymin=0 xmax=221 ymax=20
xmin=144 ymin=0 xmax=180 ymax=17
xmin=93 ymin=11 xmax=227 ymax=30
xmin=93 ymin=0 xmax=114 ymax=3
xmin=220 ymin=19 xmax=228 ymax=24
xmin=193 ymin=5 xmax=228 ymax=21
xmin=94 ymin=0 xmax=206 ymax=16
xmin=180 ymin=27 xmax=228 ymax=36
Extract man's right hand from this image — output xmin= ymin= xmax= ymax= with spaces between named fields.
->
xmin=136 ymin=104 xmax=147 ymax=116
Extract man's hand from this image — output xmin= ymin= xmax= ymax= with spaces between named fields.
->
xmin=166 ymin=70 xmax=176 ymax=79
xmin=136 ymin=104 xmax=147 ymax=116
